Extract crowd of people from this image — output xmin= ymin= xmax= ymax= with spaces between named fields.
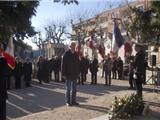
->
xmin=0 ymin=41 xmax=148 ymax=119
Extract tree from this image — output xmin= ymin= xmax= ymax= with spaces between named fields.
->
xmin=44 ymin=22 xmax=66 ymax=44
xmin=66 ymin=8 xmax=101 ymax=45
xmin=53 ymin=0 xmax=78 ymax=5
xmin=0 ymin=1 xmax=39 ymax=43
xmin=125 ymin=1 xmax=160 ymax=45
xmin=32 ymin=31 xmax=46 ymax=49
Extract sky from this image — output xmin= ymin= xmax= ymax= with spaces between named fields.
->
xmin=24 ymin=0 xmax=135 ymax=49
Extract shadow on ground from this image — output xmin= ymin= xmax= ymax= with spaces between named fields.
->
xmin=7 ymin=80 xmax=86 ymax=119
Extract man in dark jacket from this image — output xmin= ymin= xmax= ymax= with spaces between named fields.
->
xmin=23 ymin=58 xmax=32 ymax=87
xmin=117 ymin=57 xmax=123 ymax=80
xmin=61 ymin=41 xmax=80 ymax=106
xmin=54 ymin=56 xmax=61 ymax=82
xmin=89 ymin=55 xmax=98 ymax=85
xmin=134 ymin=44 xmax=145 ymax=98
xmin=0 ymin=45 xmax=8 ymax=120
xmin=14 ymin=57 xmax=23 ymax=89
xmin=79 ymin=55 xmax=90 ymax=84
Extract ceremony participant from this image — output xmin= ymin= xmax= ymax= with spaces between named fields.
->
xmin=112 ymin=57 xmax=117 ymax=79
xmin=117 ymin=57 xmax=123 ymax=80
xmin=61 ymin=41 xmax=80 ymax=106
xmin=133 ymin=43 xmax=145 ymax=98
xmin=14 ymin=57 xmax=23 ymax=89
xmin=0 ymin=43 xmax=8 ymax=120
xmin=104 ymin=54 xmax=112 ymax=86
xmin=128 ymin=56 xmax=135 ymax=89
xmin=79 ymin=55 xmax=90 ymax=84
xmin=54 ymin=56 xmax=61 ymax=82
xmin=37 ymin=56 xmax=44 ymax=84
xmin=23 ymin=58 xmax=32 ymax=87
xmin=89 ymin=55 xmax=98 ymax=85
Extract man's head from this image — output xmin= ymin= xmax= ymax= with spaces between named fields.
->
xmin=135 ymin=43 xmax=143 ymax=52
xmin=70 ymin=41 xmax=76 ymax=52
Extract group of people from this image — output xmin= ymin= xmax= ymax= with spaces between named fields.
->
xmin=0 ymin=40 xmax=147 ymax=119
xmin=61 ymin=41 xmax=146 ymax=107
xmin=101 ymin=55 xmax=124 ymax=86
xmin=3 ymin=57 xmax=33 ymax=90
xmin=36 ymin=55 xmax=61 ymax=84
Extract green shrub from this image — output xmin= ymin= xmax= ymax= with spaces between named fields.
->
xmin=108 ymin=94 xmax=144 ymax=119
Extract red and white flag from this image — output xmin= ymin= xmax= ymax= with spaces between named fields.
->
xmin=98 ymin=43 xmax=105 ymax=59
xmin=88 ymin=36 xmax=95 ymax=49
xmin=124 ymin=34 xmax=132 ymax=57
xmin=75 ymin=33 xmax=83 ymax=57
xmin=2 ymin=35 xmax=15 ymax=69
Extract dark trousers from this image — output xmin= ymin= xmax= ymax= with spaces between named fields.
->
xmin=7 ymin=77 xmax=11 ymax=90
xmin=105 ymin=70 xmax=111 ymax=85
xmin=78 ymin=73 xmax=86 ymax=84
xmin=118 ymin=70 xmax=123 ymax=80
xmin=0 ymin=99 xmax=6 ymax=120
xmin=135 ymin=75 xmax=143 ymax=98
xmin=129 ymin=73 xmax=134 ymax=88
xmin=24 ymin=75 xmax=31 ymax=87
xmin=15 ymin=76 xmax=21 ymax=89
xmin=91 ymin=73 xmax=97 ymax=84
xmin=54 ymin=71 xmax=60 ymax=82
xmin=112 ymin=70 xmax=117 ymax=79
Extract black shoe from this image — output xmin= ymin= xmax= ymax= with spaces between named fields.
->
xmin=72 ymin=102 xmax=79 ymax=106
xmin=66 ymin=103 xmax=71 ymax=106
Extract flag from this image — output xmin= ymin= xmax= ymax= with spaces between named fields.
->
xmin=2 ymin=35 xmax=15 ymax=69
xmin=112 ymin=19 xmax=124 ymax=53
xmin=88 ymin=35 xmax=95 ymax=49
xmin=75 ymin=33 xmax=82 ymax=56
xmin=124 ymin=33 xmax=132 ymax=57
xmin=124 ymin=42 xmax=132 ymax=57
xmin=98 ymin=43 xmax=105 ymax=58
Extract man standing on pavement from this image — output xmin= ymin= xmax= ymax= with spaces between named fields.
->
xmin=134 ymin=43 xmax=145 ymax=98
xmin=61 ymin=41 xmax=80 ymax=106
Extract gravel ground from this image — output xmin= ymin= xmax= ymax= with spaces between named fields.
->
xmin=7 ymin=75 xmax=160 ymax=120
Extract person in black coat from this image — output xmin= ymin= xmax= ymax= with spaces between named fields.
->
xmin=0 ymin=46 xmax=9 ymax=120
xmin=128 ymin=56 xmax=135 ymax=89
xmin=23 ymin=58 xmax=32 ymax=87
xmin=14 ymin=57 xmax=23 ymax=89
xmin=79 ymin=55 xmax=90 ymax=85
xmin=112 ymin=57 xmax=117 ymax=79
xmin=89 ymin=56 xmax=98 ymax=85
xmin=42 ymin=58 xmax=50 ymax=83
xmin=53 ymin=56 xmax=61 ymax=82
xmin=133 ymin=44 xmax=145 ymax=98
xmin=61 ymin=41 xmax=80 ymax=106
xmin=117 ymin=57 xmax=123 ymax=80
xmin=37 ymin=56 xmax=45 ymax=84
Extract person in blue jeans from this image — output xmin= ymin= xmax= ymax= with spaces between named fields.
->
xmin=61 ymin=41 xmax=80 ymax=106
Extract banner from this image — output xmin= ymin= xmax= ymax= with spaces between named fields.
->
xmin=112 ymin=19 xmax=124 ymax=53
xmin=2 ymin=35 xmax=15 ymax=69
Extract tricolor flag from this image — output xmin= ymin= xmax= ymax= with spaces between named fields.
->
xmin=112 ymin=19 xmax=124 ymax=53
xmin=75 ymin=33 xmax=82 ymax=56
xmin=2 ymin=35 xmax=15 ymax=70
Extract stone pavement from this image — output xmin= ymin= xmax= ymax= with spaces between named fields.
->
xmin=6 ymin=74 xmax=160 ymax=120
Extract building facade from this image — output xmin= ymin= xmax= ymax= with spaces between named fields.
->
xmin=72 ymin=0 xmax=151 ymax=63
